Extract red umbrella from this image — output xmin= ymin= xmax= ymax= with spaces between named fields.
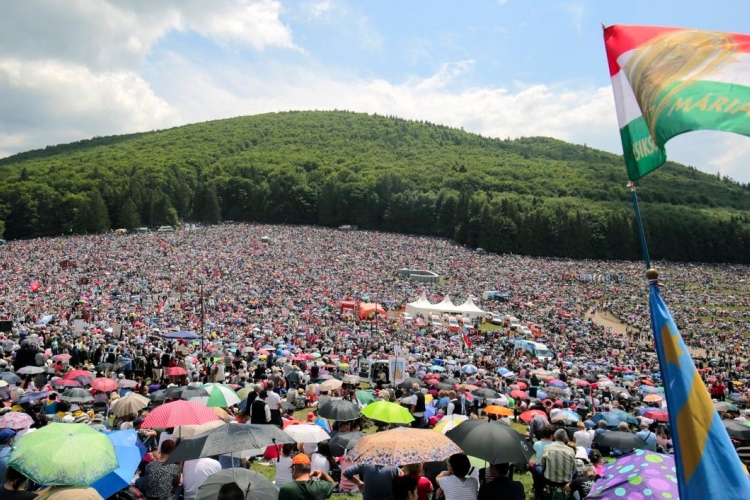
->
xmin=519 ymin=410 xmax=548 ymax=423
xmin=140 ymin=400 xmax=221 ymax=429
xmin=51 ymin=379 xmax=81 ymax=388
xmin=90 ymin=378 xmax=118 ymax=392
xmin=515 ymin=381 xmax=528 ymax=390
xmin=52 ymin=354 xmax=71 ymax=362
xmin=166 ymin=367 xmax=187 ymax=377
xmin=576 ymin=380 xmax=590 ymax=387
xmin=62 ymin=370 xmax=93 ymax=381
xmin=510 ymin=390 xmax=529 ymax=399
xmin=642 ymin=409 xmax=669 ymax=423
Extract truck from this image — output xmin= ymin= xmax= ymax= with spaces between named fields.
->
xmin=516 ymin=340 xmax=553 ymax=362
xmin=482 ymin=291 xmax=510 ymax=302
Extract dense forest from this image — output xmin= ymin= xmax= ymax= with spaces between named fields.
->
xmin=1 ymin=110 xmax=750 ymax=263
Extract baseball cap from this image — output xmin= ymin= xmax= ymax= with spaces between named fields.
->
xmin=307 ymin=412 xmax=315 ymax=422
xmin=291 ymin=454 xmax=311 ymax=466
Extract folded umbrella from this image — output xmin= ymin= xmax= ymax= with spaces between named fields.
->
xmin=349 ymin=427 xmax=464 ymax=467
xmin=168 ymin=423 xmax=294 ymax=463
xmin=445 ymin=419 xmax=533 ymax=464
xmin=196 ymin=469 xmax=278 ymax=500
xmin=91 ymin=430 xmax=145 ymax=499
xmin=317 ymin=399 xmax=361 ymax=421
xmin=593 ymin=431 xmax=648 ymax=450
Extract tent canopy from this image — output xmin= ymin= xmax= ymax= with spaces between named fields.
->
xmin=359 ymin=303 xmax=386 ymax=320
xmin=405 ymin=295 xmax=484 ymax=319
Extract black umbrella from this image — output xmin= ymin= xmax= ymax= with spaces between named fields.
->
xmin=729 ymin=395 xmax=748 ymax=406
xmin=150 ymin=389 xmax=168 ymax=403
xmin=329 ymin=431 xmax=366 ymax=456
xmin=398 ymin=378 xmax=425 ymax=389
xmin=60 ymin=388 xmax=94 ymax=403
xmin=168 ymin=424 xmax=295 ymax=463
xmin=435 ymin=383 xmax=453 ymax=391
xmin=593 ymin=431 xmax=648 ymax=450
xmin=96 ymin=363 xmax=113 ymax=372
xmin=196 ymin=469 xmax=278 ymax=500
xmin=443 ymin=378 xmax=460 ymax=386
xmin=165 ymin=386 xmax=209 ymax=400
xmin=472 ymin=388 xmax=499 ymax=399
xmin=445 ymin=419 xmax=533 ymax=464
xmin=722 ymin=420 xmax=750 ymax=441
xmin=317 ymin=399 xmax=361 ymax=421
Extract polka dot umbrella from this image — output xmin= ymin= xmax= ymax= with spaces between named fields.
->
xmin=587 ymin=449 xmax=678 ymax=500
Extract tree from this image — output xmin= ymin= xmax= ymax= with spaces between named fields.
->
xmin=196 ymin=184 xmax=221 ymax=223
xmin=86 ymin=190 xmax=111 ymax=233
xmin=0 ymin=219 xmax=4 ymax=240
xmin=118 ymin=197 xmax=141 ymax=229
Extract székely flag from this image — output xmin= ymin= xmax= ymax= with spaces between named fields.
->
xmin=649 ymin=277 xmax=750 ymax=500
xmin=604 ymin=24 xmax=750 ymax=181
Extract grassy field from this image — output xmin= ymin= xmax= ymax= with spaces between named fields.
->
xmin=250 ymin=409 xmax=536 ymax=499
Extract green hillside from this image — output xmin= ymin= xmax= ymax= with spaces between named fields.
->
xmin=1 ymin=110 xmax=750 ymax=262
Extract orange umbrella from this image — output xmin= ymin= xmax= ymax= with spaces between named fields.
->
xmin=484 ymin=405 xmax=514 ymax=417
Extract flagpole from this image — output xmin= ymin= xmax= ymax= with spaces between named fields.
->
xmin=628 ymin=181 xmax=651 ymax=269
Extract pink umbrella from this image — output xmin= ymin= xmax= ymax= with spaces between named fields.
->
xmin=90 ymin=378 xmax=118 ymax=392
xmin=52 ymin=353 xmax=71 ymax=362
xmin=0 ymin=412 xmax=34 ymax=430
xmin=166 ymin=367 xmax=187 ymax=377
xmin=140 ymin=400 xmax=221 ymax=429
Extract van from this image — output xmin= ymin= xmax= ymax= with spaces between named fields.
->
xmin=358 ymin=359 xmax=390 ymax=385
xmin=447 ymin=316 xmax=460 ymax=332
xmin=133 ymin=227 xmax=149 ymax=234
xmin=482 ymin=291 xmax=510 ymax=302
xmin=519 ymin=341 xmax=552 ymax=362
xmin=157 ymin=225 xmax=174 ymax=233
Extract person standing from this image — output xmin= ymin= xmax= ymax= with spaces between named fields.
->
xmin=408 ymin=385 xmax=426 ymax=429
xmin=250 ymin=390 xmax=272 ymax=424
xmin=278 ymin=454 xmax=335 ymax=500
xmin=435 ymin=454 xmax=479 ymax=500
xmin=265 ymin=381 xmax=282 ymax=426
xmin=182 ymin=457 xmax=221 ymax=500
xmin=143 ymin=439 xmax=181 ymax=500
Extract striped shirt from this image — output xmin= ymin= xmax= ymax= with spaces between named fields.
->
xmin=437 ymin=475 xmax=479 ymax=500
xmin=541 ymin=442 xmax=576 ymax=484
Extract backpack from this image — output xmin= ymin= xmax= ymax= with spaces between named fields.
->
xmin=415 ymin=392 xmax=426 ymax=413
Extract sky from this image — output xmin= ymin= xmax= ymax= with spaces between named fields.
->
xmin=2 ymin=0 xmax=750 ymax=181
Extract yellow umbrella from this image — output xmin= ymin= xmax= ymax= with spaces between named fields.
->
xmin=434 ymin=419 xmax=464 ymax=435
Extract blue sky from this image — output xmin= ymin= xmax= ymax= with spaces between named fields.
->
xmin=2 ymin=0 xmax=750 ymax=181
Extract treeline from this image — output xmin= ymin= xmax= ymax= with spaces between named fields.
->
xmin=1 ymin=110 xmax=750 ymax=263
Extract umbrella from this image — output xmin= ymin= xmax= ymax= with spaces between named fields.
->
xmin=484 ymin=405 xmax=514 ymax=417
xmin=434 ymin=419 xmax=463 ymax=435
xmin=199 ymin=383 xmax=241 ymax=408
xmin=317 ymin=400 xmax=361 ymax=421
xmin=642 ymin=393 xmax=663 ymax=403
xmin=62 ymin=370 xmax=93 ymax=381
xmin=60 ymin=388 xmax=94 ymax=404
xmin=166 ymin=367 xmax=188 ymax=377
xmin=319 ymin=378 xmax=343 ymax=392
xmin=445 ymin=419 xmax=534 ymax=464
xmin=472 ymin=388 xmax=500 ymax=399
xmin=642 ymin=409 xmax=669 ymax=423
xmin=510 ymin=390 xmax=529 ymax=399
xmin=398 ymin=378 xmax=425 ymax=389
xmin=593 ymin=431 xmax=648 ymax=450
xmin=590 ymin=412 xmax=624 ymax=428
xmin=544 ymin=387 xmax=569 ymax=400
xmin=16 ymin=366 xmax=44 ymax=375
xmin=9 ymin=423 xmax=117 ymax=486
xmin=0 ymin=373 xmax=20 ymax=385
xmin=52 ymin=353 xmax=72 ymax=363
xmin=356 ymin=390 xmax=376 ymax=405
xmin=0 ymin=412 xmax=33 ymax=430
xmin=715 ymin=401 xmax=739 ymax=412
xmin=722 ymin=420 xmax=750 ymax=441
xmin=95 ymin=362 xmax=114 ymax=372
xmin=118 ymin=378 xmax=138 ymax=389
xmin=110 ymin=392 xmax=150 ymax=417
xmin=588 ymin=450 xmax=678 ymax=499
xmin=168 ymin=423 xmax=295 ymax=463
xmin=343 ymin=375 xmax=361 ymax=384
xmin=17 ymin=391 xmax=50 ymax=405
xmin=141 ymin=400 xmax=222 ymax=429
xmin=519 ymin=410 xmax=547 ymax=423
xmin=361 ymin=401 xmax=414 ymax=425
xmin=90 ymin=378 xmax=119 ymax=392
xmin=196 ymin=469 xmax=278 ymax=500
xmin=52 ymin=379 xmax=81 ymax=389
xmin=461 ymin=364 xmax=478 ymax=375
xmin=237 ymin=387 xmax=254 ymax=401
xmin=165 ymin=386 xmax=209 ymax=401
xmin=91 ymin=430 xmax=145 ymax=499
xmin=550 ymin=410 xmax=580 ymax=423
xmin=329 ymin=431 xmax=366 ymax=456
xmin=163 ymin=331 xmax=199 ymax=340
xmin=611 ymin=408 xmax=639 ymax=426
xmin=349 ymin=427 xmax=464 ymax=467
xmin=284 ymin=423 xmax=330 ymax=443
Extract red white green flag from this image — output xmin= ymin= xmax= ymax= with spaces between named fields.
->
xmin=604 ymin=25 xmax=750 ymax=181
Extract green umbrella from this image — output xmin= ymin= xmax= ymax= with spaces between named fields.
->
xmin=361 ymin=401 xmax=414 ymax=425
xmin=237 ymin=387 xmax=253 ymax=401
xmin=356 ymin=390 xmax=376 ymax=405
xmin=507 ymin=396 xmax=515 ymax=408
xmin=199 ymin=383 xmax=241 ymax=408
xmin=10 ymin=423 xmax=118 ymax=486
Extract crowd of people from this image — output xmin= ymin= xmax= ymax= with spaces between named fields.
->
xmin=0 ymin=223 xmax=748 ymax=499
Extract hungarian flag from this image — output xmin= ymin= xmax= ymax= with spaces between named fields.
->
xmin=604 ymin=25 xmax=750 ymax=181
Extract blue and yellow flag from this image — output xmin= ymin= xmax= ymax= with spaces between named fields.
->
xmin=650 ymin=281 xmax=750 ymax=500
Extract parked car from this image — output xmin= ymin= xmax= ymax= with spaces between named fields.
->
xmin=399 ymin=312 xmax=414 ymax=323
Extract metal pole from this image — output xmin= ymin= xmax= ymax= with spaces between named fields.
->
xmin=200 ymin=283 xmax=205 ymax=354
xmin=628 ymin=181 xmax=651 ymax=269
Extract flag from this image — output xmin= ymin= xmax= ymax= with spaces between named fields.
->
xmin=649 ymin=280 xmax=750 ymax=500
xmin=461 ymin=326 xmax=471 ymax=349
xmin=604 ymin=24 xmax=750 ymax=181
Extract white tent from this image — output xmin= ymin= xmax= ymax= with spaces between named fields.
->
xmin=405 ymin=294 xmax=484 ymax=320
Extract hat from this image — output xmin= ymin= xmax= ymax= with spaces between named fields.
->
xmin=61 ymin=415 xmax=75 ymax=423
xmin=91 ymin=413 xmax=105 ymax=423
xmin=291 ymin=454 xmax=311 ymax=466
xmin=0 ymin=429 xmax=15 ymax=444
xmin=307 ymin=412 xmax=315 ymax=422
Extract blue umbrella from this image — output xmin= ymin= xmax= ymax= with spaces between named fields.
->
xmin=92 ymin=430 xmax=145 ymax=499
xmin=548 ymin=380 xmax=567 ymax=389
xmin=537 ymin=391 xmax=548 ymax=400
xmin=430 ymin=365 xmax=446 ymax=372
xmin=461 ymin=365 xmax=478 ymax=374
xmin=0 ymin=373 xmax=20 ymax=385
xmin=498 ymin=368 xmax=510 ymax=375
xmin=162 ymin=331 xmax=198 ymax=340
xmin=17 ymin=391 xmax=50 ymax=405
xmin=611 ymin=408 xmax=639 ymax=426
xmin=590 ymin=412 xmax=622 ymax=428
xmin=551 ymin=410 xmax=580 ymax=423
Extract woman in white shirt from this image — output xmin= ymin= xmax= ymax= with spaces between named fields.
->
xmin=573 ymin=421 xmax=594 ymax=448
xmin=436 ymin=454 xmax=479 ymax=500
xmin=310 ymin=441 xmax=337 ymax=475
xmin=274 ymin=443 xmax=295 ymax=487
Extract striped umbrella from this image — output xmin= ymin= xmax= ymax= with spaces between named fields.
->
xmin=141 ymin=400 xmax=221 ymax=429
xmin=198 ymin=383 xmax=241 ymax=408
xmin=461 ymin=364 xmax=478 ymax=375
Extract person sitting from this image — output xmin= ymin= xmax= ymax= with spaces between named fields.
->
xmin=541 ymin=429 xmax=576 ymax=492
xmin=402 ymin=463 xmax=433 ymax=500
xmin=435 ymin=454 xmax=479 ymax=500
xmin=278 ymin=454 xmax=335 ymax=500
xmin=635 ymin=422 xmax=657 ymax=452
xmin=565 ymin=463 xmax=599 ymax=499
xmin=611 ymin=422 xmax=634 ymax=457
xmin=0 ymin=466 xmax=36 ymax=500
xmin=478 ymin=463 xmax=524 ymax=500
xmin=392 ymin=475 xmax=419 ymax=500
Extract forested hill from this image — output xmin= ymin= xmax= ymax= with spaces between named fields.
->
xmin=1 ymin=110 xmax=750 ymax=263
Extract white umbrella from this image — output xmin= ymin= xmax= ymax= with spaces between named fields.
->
xmin=284 ymin=424 xmax=330 ymax=443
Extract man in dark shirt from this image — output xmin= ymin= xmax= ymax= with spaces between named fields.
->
xmin=478 ymin=463 xmax=524 ymax=500
xmin=565 ymin=464 xmax=598 ymax=499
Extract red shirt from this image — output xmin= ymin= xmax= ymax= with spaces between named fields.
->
xmin=408 ymin=473 xmax=433 ymax=500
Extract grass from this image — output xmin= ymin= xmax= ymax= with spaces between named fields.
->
xmin=255 ymin=409 xmax=536 ymax=499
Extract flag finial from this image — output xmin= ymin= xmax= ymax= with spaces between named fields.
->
xmin=646 ymin=268 xmax=659 ymax=284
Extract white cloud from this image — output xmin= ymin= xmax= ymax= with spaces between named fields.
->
xmin=563 ymin=2 xmax=585 ymax=34
xmin=415 ymin=60 xmax=474 ymax=91
xmin=304 ymin=0 xmax=334 ymax=19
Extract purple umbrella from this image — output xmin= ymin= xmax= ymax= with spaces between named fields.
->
xmin=588 ymin=450 xmax=678 ymax=500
